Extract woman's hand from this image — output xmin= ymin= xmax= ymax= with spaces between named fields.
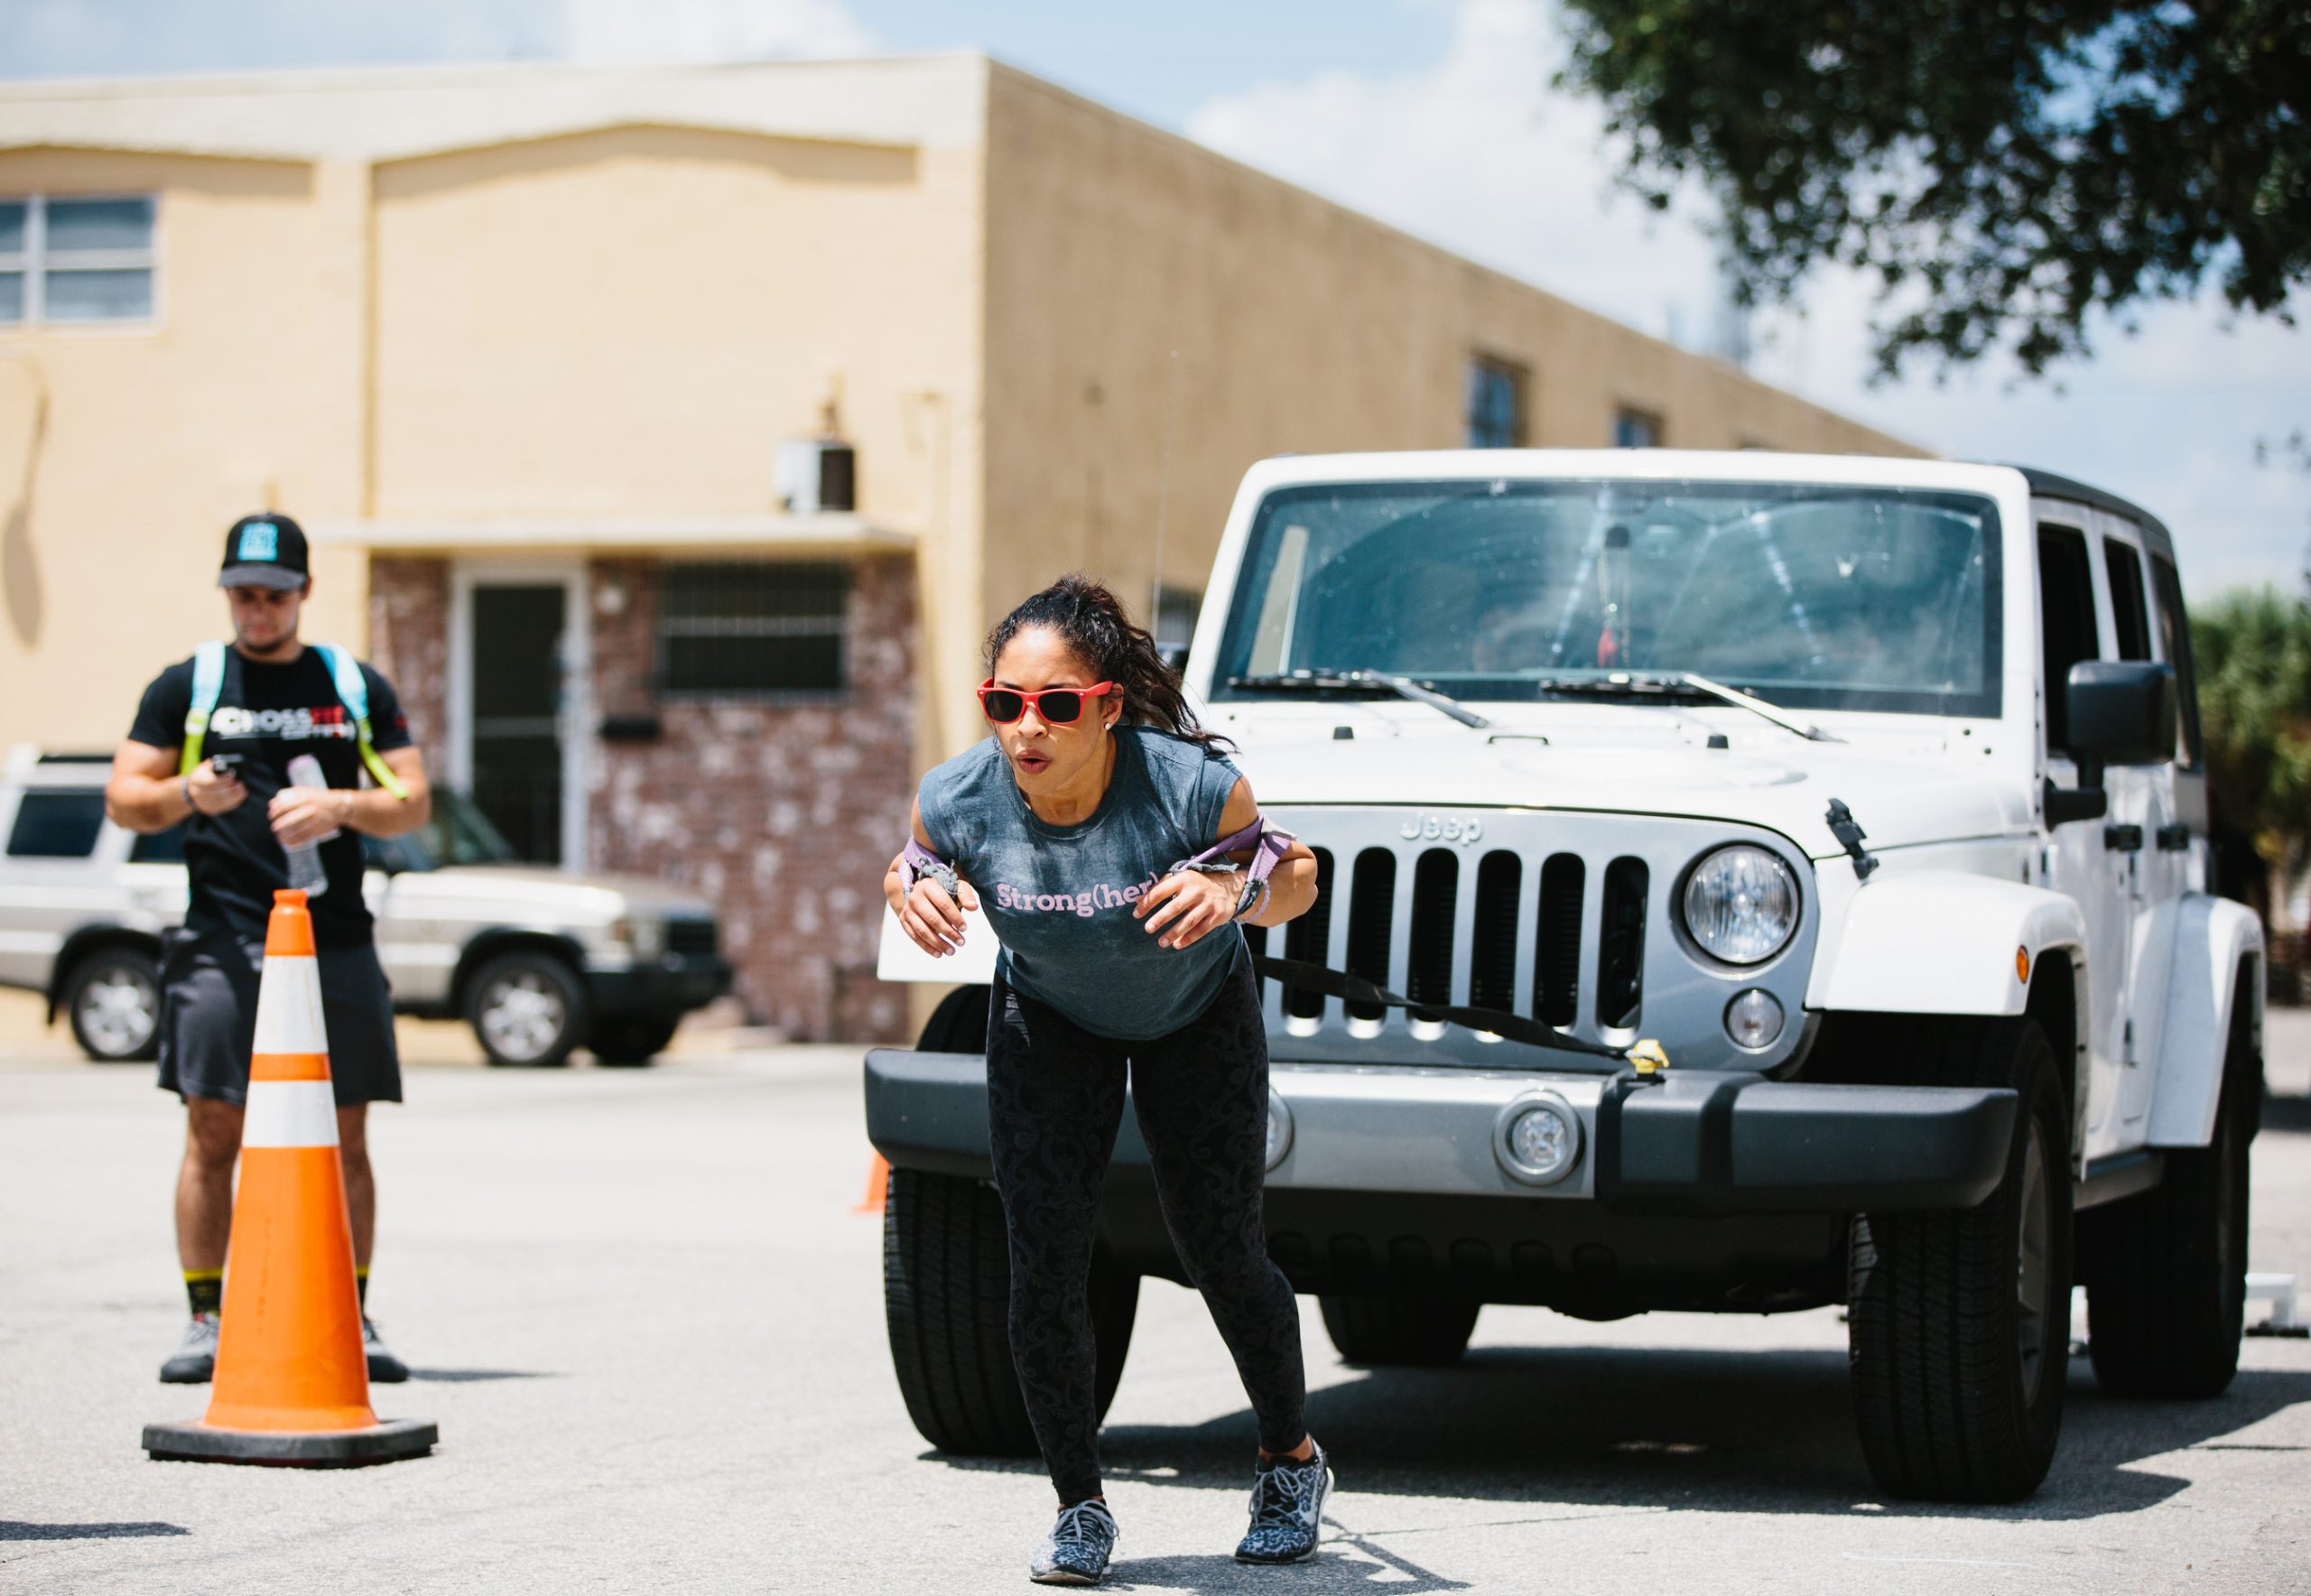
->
xmin=886 ymin=857 xmax=980 ymax=958
xmin=1135 ymin=868 xmax=1243 ymax=951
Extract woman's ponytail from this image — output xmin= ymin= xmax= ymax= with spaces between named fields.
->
xmin=987 ymin=574 xmax=1233 ymax=755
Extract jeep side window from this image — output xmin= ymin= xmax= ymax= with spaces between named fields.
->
xmin=2037 ymin=524 xmax=2098 ymax=755
xmin=2149 ymin=552 xmax=2204 ymax=770
xmin=2102 ymin=537 xmax=2152 ymax=662
xmin=6 ymin=790 xmax=107 ymax=858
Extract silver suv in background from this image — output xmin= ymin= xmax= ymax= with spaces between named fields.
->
xmin=0 ymin=746 xmax=731 ymax=1067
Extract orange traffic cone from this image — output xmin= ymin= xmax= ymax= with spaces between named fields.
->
xmin=144 ymin=890 xmax=436 ymax=1466
xmin=855 ymin=1152 xmax=890 ymax=1214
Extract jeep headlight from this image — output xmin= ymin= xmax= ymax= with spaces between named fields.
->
xmin=1681 ymin=846 xmax=1799 ymax=965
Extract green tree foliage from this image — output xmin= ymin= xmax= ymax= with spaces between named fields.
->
xmin=2193 ymin=587 xmax=2311 ymax=888
xmin=1555 ymin=0 xmax=2311 ymax=376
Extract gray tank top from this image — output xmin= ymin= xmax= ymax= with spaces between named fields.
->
xmin=917 ymin=728 xmax=1245 ymax=1041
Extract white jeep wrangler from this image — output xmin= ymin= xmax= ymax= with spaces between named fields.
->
xmin=866 ymin=450 xmax=2263 ymax=1503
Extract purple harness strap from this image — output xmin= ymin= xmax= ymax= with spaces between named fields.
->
xmin=1171 ymin=816 xmax=1295 ymax=887
xmin=899 ymin=837 xmax=960 ymax=901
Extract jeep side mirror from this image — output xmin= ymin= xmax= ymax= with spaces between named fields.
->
xmin=2044 ymin=661 xmax=2177 ymax=827
xmin=2066 ymin=660 xmax=2177 ymax=769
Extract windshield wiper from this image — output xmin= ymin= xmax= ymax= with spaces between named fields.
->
xmin=1531 ymin=671 xmax=1842 ymax=743
xmin=1228 ymin=670 xmax=1493 ymax=729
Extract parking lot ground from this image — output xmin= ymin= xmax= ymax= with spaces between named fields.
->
xmin=3 ymin=992 xmax=2308 ymax=1594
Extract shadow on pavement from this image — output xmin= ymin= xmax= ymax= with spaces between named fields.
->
xmin=1078 ymin=1347 xmax=2311 ymax=1524
xmin=404 ymin=1368 xmax=561 ymax=1383
xmin=0 ymin=1522 xmax=190 ymax=1541
xmin=1107 ymin=1542 xmax=1471 ymax=1595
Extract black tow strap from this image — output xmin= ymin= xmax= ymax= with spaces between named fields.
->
xmin=1248 ymin=953 xmax=1631 ymax=1062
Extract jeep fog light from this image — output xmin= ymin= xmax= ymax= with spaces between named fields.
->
xmin=1265 ymin=1090 xmax=1294 ymax=1172
xmin=1494 ymin=1092 xmax=1582 ymax=1186
xmin=1724 ymin=988 xmax=1785 ymax=1051
xmin=1682 ymin=845 xmax=1799 ymax=964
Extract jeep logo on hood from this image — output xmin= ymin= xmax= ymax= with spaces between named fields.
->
xmin=1400 ymin=813 xmax=1483 ymax=847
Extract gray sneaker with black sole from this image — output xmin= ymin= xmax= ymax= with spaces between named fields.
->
xmin=1235 ymin=1443 xmax=1332 ymax=1564
xmin=1030 ymin=1499 xmax=1118 ymax=1585
xmin=363 ymin=1316 xmax=411 ymax=1384
xmin=159 ymin=1313 xmax=219 ymax=1384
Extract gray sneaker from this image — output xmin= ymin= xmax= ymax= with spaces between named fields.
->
xmin=363 ymin=1316 xmax=411 ymax=1384
xmin=159 ymin=1313 xmax=219 ymax=1384
xmin=1235 ymin=1443 xmax=1332 ymax=1564
xmin=1030 ymin=1499 xmax=1118 ymax=1586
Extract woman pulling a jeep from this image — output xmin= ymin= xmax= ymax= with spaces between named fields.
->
xmin=885 ymin=576 xmax=1323 ymax=1585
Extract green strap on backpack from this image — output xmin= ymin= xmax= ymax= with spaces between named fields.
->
xmin=177 ymin=640 xmax=411 ymax=800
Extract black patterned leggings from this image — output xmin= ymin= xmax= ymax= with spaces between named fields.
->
xmin=987 ymin=947 xmax=1307 ymax=1506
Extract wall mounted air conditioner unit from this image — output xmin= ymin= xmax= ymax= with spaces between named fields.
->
xmin=777 ymin=439 xmax=856 ymax=515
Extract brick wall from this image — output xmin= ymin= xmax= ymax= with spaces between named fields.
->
xmin=366 ymin=556 xmax=451 ymax=773
xmin=589 ymin=554 xmax=917 ymax=1041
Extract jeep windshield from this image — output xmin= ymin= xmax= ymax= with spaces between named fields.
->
xmin=361 ymin=789 xmax=520 ymax=873
xmin=1211 ymin=479 xmax=2002 ymax=717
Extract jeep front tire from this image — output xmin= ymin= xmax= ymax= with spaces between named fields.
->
xmin=882 ymin=1166 xmax=1137 ymax=1456
xmin=1847 ymin=1016 xmax=2071 ymax=1502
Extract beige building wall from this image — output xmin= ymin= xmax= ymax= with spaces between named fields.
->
xmin=0 ymin=145 xmax=370 ymax=749
xmin=977 ymin=65 xmax=1919 ymax=660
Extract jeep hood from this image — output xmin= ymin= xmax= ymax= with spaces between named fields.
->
xmin=1233 ymin=717 xmax=2028 ymax=859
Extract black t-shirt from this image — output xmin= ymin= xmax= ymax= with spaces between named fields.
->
xmin=128 ymin=648 xmax=413 ymax=951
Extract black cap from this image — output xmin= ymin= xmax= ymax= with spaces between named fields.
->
xmin=218 ymin=513 xmax=310 ymax=590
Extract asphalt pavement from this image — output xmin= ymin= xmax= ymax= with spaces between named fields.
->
xmin=3 ymin=996 xmax=2307 ymax=1594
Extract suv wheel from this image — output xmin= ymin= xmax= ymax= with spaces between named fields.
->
xmin=883 ymin=1166 xmax=1137 ymax=1456
xmin=65 ymin=945 xmax=162 ymax=1062
xmin=467 ymin=951 xmax=589 ymax=1068
xmin=1319 ymin=1295 xmax=1480 ymax=1366
xmin=1848 ymin=1016 xmax=2071 ymax=1502
xmin=2081 ymin=992 xmax=2254 ymax=1398
xmin=591 ymin=1016 xmax=679 ymax=1067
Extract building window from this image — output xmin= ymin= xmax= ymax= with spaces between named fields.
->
xmin=657 ymin=561 xmax=848 ymax=698
xmin=1466 ymin=356 xmax=1527 ymax=449
xmin=1614 ymin=408 xmax=1662 ymax=449
xmin=0 ymin=195 xmax=157 ymax=325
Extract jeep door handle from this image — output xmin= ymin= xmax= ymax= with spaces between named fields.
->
xmin=2102 ymin=824 xmax=2144 ymax=852
xmin=2155 ymin=823 xmax=2192 ymax=851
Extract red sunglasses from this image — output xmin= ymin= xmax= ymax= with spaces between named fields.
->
xmin=978 ymin=679 xmax=1115 ymax=726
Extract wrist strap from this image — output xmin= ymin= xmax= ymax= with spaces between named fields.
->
xmin=899 ymin=837 xmax=961 ymax=902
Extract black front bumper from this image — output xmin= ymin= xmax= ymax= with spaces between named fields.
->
xmin=586 ymin=955 xmax=733 ymax=1018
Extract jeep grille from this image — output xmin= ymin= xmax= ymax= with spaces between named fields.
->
xmin=1250 ymin=807 xmax=1815 ymax=1072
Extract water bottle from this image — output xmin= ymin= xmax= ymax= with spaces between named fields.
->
xmin=283 ymin=754 xmax=336 ymax=899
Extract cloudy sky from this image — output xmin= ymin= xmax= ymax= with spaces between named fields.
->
xmin=10 ymin=0 xmax=2307 ymax=597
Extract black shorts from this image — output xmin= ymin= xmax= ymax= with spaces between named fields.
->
xmin=156 ymin=926 xmax=403 ymax=1108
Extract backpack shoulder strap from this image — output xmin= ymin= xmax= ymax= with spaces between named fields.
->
xmin=178 ymin=642 xmax=230 ymax=775
xmin=312 ymin=644 xmax=410 ymax=800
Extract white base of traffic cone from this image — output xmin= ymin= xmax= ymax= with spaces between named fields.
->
xmin=143 ymin=1416 xmax=437 ymax=1466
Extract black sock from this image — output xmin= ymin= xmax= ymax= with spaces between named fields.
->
xmin=184 ymin=1269 xmax=223 ymax=1317
xmin=356 ymin=1267 xmax=369 ymax=1311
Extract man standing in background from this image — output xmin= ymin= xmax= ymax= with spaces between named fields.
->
xmin=105 ymin=513 xmax=432 ymax=1384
